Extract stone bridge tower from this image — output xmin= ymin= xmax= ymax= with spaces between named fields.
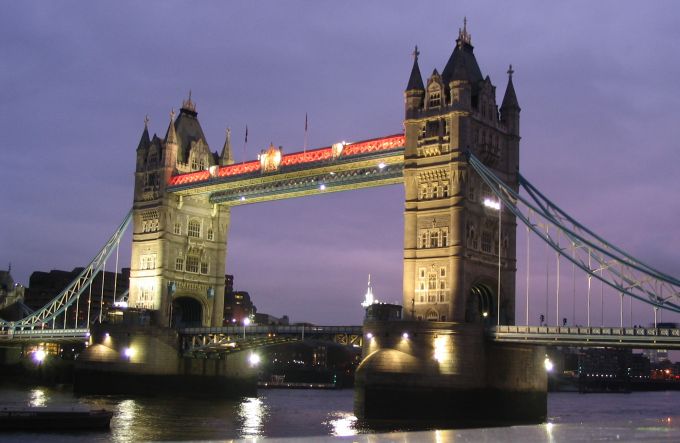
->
xmin=402 ymin=21 xmax=521 ymax=325
xmin=129 ymin=96 xmax=232 ymax=327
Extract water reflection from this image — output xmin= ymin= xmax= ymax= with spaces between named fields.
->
xmin=28 ymin=388 xmax=46 ymax=407
xmin=326 ymin=411 xmax=358 ymax=436
xmin=239 ymin=397 xmax=266 ymax=438
xmin=112 ymin=399 xmax=138 ymax=443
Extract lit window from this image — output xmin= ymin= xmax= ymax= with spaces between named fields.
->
xmin=175 ymin=258 xmax=183 ymax=271
xmin=186 ymin=256 xmax=199 ymax=273
xmin=188 ymin=220 xmax=201 ymax=238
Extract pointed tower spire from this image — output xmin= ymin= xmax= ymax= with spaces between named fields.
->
xmin=405 ymin=45 xmax=425 ymax=91
xmin=220 ymin=127 xmax=234 ymax=165
xmin=165 ymin=109 xmax=177 ymax=145
xmin=361 ymin=274 xmax=376 ymax=308
xmin=500 ymin=64 xmax=520 ymax=110
xmin=136 ymin=115 xmax=151 ymax=151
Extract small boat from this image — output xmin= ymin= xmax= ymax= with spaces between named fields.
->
xmin=0 ymin=406 xmax=113 ymax=431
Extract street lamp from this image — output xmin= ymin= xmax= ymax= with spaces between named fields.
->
xmin=243 ymin=317 xmax=250 ymax=339
xmin=483 ymin=196 xmax=502 ymax=326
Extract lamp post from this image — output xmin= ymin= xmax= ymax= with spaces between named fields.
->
xmin=483 ymin=197 xmax=502 ymax=326
xmin=243 ymin=317 xmax=250 ymax=339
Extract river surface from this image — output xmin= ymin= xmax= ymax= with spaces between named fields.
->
xmin=1 ymin=382 xmax=680 ymax=441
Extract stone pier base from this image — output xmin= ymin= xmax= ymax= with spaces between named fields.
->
xmin=354 ymin=320 xmax=546 ymax=425
xmin=74 ymin=324 xmax=257 ymax=397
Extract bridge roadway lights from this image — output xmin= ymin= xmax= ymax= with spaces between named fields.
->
xmin=73 ymin=323 xmax=258 ymax=397
xmin=354 ymin=319 xmax=547 ymax=425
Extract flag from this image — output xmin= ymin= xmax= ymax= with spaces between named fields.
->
xmin=305 ymin=113 xmax=308 ymax=132
xmin=245 ymin=125 xmax=248 ymax=143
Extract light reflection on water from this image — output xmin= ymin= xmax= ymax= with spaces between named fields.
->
xmin=325 ymin=411 xmax=358 ymax=436
xmin=28 ymin=388 xmax=47 ymax=407
xmin=2 ymin=385 xmax=680 ymax=441
xmin=238 ymin=396 xmax=266 ymax=438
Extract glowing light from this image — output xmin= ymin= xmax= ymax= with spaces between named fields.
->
xmin=243 ymin=317 xmax=251 ymax=326
xmin=319 ymin=184 xmax=326 ymax=191
xmin=378 ymin=162 xmax=386 ymax=169
xmin=240 ymin=196 xmax=246 ymax=201
xmin=402 ymin=332 xmax=409 ymax=339
xmin=366 ymin=332 xmax=373 ymax=339
xmin=482 ymin=311 xmax=489 ymax=318
xmin=85 ymin=332 xmax=91 ymax=337
xmin=114 ymin=301 xmax=128 ymax=308
xmin=33 ymin=349 xmax=46 ymax=363
xmin=544 ymin=357 xmax=554 ymax=372
xmin=434 ymin=335 xmax=449 ymax=362
xmin=249 ymin=353 xmax=261 ymax=366
xmin=123 ymin=347 xmax=135 ymax=358
xmin=483 ymin=198 xmax=501 ymax=211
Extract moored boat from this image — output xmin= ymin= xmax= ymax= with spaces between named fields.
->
xmin=0 ymin=406 xmax=113 ymax=430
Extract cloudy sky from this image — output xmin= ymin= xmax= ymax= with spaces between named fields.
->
xmin=1 ymin=1 xmax=678 ymax=326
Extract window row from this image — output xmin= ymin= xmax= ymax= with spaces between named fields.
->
xmin=419 ymin=181 xmax=450 ymax=200
xmin=175 ymin=256 xmax=209 ymax=275
xmin=173 ymin=220 xmax=214 ymax=240
xmin=140 ymin=254 xmax=157 ymax=270
xmin=418 ymin=228 xmax=449 ymax=249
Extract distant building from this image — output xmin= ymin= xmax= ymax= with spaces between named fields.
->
xmin=255 ymin=313 xmax=289 ymax=325
xmin=25 ymin=267 xmax=129 ymax=326
xmin=222 ymin=275 xmax=256 ymax=324
xmin=0 ymin=268 xmax=26 ymax=320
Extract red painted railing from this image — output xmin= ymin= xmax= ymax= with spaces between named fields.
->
xmin=167 ymin=133 xmax=404 ymax=187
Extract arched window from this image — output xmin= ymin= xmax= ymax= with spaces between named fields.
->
xmin=188 ymin=220 xmax=201 ymax=238
xmin=442 ymin=182 xmax=450 ymax=198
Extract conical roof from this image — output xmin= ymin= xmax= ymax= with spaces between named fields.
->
xmin=441 ymin=20 xmax=483 ymax=86
xmin=405 ymin=46 xmax=424 ymax=91
xmin=500 ymin=66 xmax=520 ymax=110
xmin=136 ymin=117 xmax=151 ymax=151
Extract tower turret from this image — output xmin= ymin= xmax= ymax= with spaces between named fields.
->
xmin=405 ymin=46 xmax=425 ymax=115
xmin=220 ymin=127 xmax=234 ymax=166
xmin=136 ymin=116 xmax=151 ymax=172
xmin=161 ymin=110 xmax=178 ymax=189
xmin=500 ymin=64 xmax=520 ymax=136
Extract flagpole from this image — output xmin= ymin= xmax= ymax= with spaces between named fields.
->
xmin=303 ymin=113 xmax=308 ymax=155
xmin=243 ymin=124 xmax=248 ymax=164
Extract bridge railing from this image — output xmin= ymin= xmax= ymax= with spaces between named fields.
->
xmin=180 ymin=325 xmax=363 ymax=335
xmin=494 ymin=325 xmax=680 ymax=337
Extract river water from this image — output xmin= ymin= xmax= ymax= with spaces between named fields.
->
xmin=1 ymin=382 xmax=680 ymax=442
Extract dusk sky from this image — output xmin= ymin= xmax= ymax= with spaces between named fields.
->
xmin=1 ymin=1 xmax=678 ymax=326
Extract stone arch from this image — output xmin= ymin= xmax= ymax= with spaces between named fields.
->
xmin=425 ymin=309 xmax=439 ymax=321
xmin=465 ymin=281 xmax=496 ymax=325
xmin=171 ymin=295 xmax=204 ymax=328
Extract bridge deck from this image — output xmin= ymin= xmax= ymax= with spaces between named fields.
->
xmin=491 ymin=325 xmax=680 ymax=349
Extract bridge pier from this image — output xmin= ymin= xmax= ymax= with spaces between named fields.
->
xmin=74 ymin=323 xmax=257 ymax=396
xmin=354 ymin=319 xmax=546 ymax=425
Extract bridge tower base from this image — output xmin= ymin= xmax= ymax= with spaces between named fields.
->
xmin=354 ymin=320 xmax=546 ymax=425
xmin=74 ymin=323 xmax=257 ymax=397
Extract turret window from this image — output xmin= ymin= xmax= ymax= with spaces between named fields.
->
xmin=442 ymin=182 xmax=450 ymax=198
xmin=429 ymin=91 xmax=441 ymax=108
xmin=174 ymin=222 xmax=181 ymax=235
xmin=175 ymin=258 xmax=183 ymax=271
xmin=207 ymin=228 xmax=214 ymax=241
xmin=200 ymin=261 xmax=209 ymax=274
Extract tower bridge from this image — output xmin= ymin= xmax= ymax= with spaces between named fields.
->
xmin=1 ymin=20 xmax=679 ymax=424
